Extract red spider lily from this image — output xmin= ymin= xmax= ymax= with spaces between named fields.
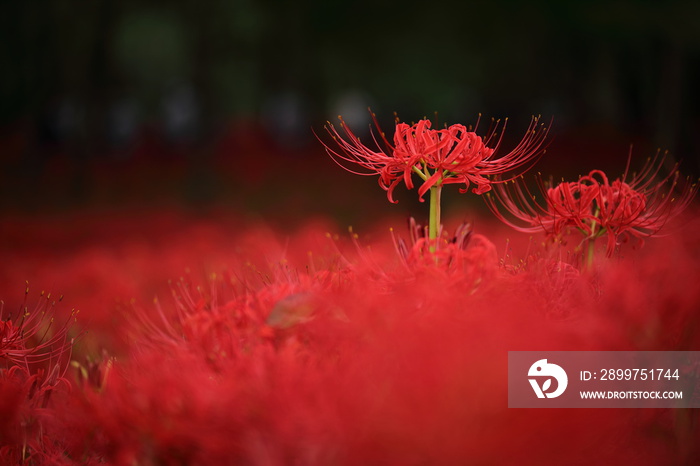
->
xmin=321 ymin=112 xmax=549 ymax=203
xmin=1 ymin=284 xmax=77 ymax=371
xmin=484 ymin=153 xmax=698 ymax=257
xmin=388 ymin=218 xmax=498 ymax=284
xmin=0 ymin=286 xmax=77 ymax=463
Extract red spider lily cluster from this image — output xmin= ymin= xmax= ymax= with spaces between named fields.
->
xmin=485 ymin=153 xmax=698 ymax=257
xmin=323 ymin=112 xmax=696 ymax=261
xmin=0 ymin=110 xmax=698 ymax=463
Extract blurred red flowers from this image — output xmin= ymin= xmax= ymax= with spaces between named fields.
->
xmin=0 ymin=207 xmax=698 ymax=463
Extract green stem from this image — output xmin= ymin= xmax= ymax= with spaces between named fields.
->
xmin=412 ymin=165 xmax=428 ymax=181
xmin=429 ymin=185 xmax=442 ymax=249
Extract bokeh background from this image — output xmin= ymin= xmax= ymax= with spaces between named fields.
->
xmin=1 ymin=0 xmax=699 ymax=224
xmin=2 ymin=6 xmax=700 ymax=462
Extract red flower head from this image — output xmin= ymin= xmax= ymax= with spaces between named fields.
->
xmin=321 ymin=112 xmax=549 ymax=203
xmin=485 ymin=152 xmax=698 ymax=257
xmin=1 ymin=284 xmax=76 ymax=371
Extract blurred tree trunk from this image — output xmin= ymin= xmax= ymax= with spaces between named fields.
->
xmin=655 ymin=40 xmax=684 ymax=169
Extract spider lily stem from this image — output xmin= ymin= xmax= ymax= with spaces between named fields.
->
xmin=412 ymin=165 xmax=428 ymax=181
xmin=412 ymin=164 xmax=443 ymax=253
xmin=429 ymin=185 xmax=442 ymax=251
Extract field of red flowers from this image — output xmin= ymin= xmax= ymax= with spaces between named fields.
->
xmin=2 ymin=203 xmax=699 ymax=464
xmin=2 ymin=118 xmax=700 ymax=464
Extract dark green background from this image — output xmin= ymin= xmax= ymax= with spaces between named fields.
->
xmin=1 ymin=0 xmax=698 ymax=218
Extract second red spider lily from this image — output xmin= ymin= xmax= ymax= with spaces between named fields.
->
xmin=484 ymin=152 xmax=698 ymax=261
xmin=321 ymin=112 xmax=549 ymax=244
